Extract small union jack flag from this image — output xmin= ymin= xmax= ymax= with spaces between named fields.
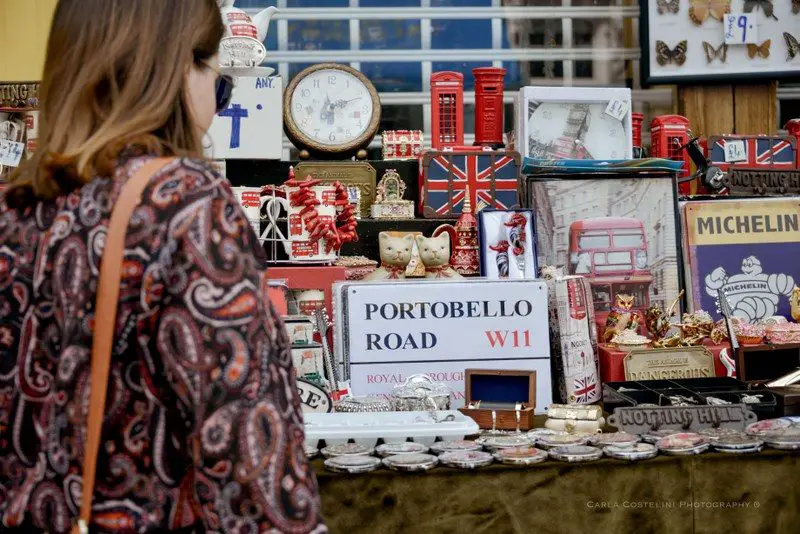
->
xmin=709 ymin=135 xmax=797 ymax=173
xmin=422 ymin=151 xmax=520 ymax=217
xmin=573 ymin=375 xmax=598 ymax=404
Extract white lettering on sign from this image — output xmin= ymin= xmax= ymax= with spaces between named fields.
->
xmin=334 ymin=279 xmax=552 ymax=411
xmin=724 ymin=140 xmax=747 ymax=163
xmin=724 ymin=14 xmax=757 ymax=45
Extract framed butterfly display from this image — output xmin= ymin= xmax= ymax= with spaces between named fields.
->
xmin=640 ymin=0 xmax=800 ymax=85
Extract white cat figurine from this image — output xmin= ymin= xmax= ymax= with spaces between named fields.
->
xmin=364 ymin=233 xmax=413 ymax=281
xmin=416 ymin=234 xmax=462 ymax=279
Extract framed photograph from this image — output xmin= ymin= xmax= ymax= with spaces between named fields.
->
xmin=515 ymin=86 xmax=633 ymax=162
xmin=478 ymin=209 xmax=538 ymax=279
xmin=640 ymin=0 xmax=800 ymax=86
xmin=682 ymin=197 xmax=800 ymax=323
xmin=526 ymin=171 xmax=684 ymax=335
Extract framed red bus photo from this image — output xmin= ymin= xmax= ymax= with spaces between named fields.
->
xmin=525 ymin=171 xmax=683 ymax=340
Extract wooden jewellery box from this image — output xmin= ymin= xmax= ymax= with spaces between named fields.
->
xmin=458 ymin=369 xmax=536 ymax=431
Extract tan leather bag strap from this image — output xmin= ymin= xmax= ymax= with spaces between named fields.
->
xmin=74 ymin=157 xmax=172 ymax=534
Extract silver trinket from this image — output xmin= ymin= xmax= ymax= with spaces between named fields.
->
xmin=492 ymin=446 xmax=548 ymax=466
xmin=438 ymin=450 xmax=494 ymax=469
xmin=603 ymin=443 xmax=658 ymax=461
xmin=548 ymin=445 xmax=603 ymax=463
xmin=382 ymin=453 xmax=439 ymax=472
xmin=321 ymin=442 xmax=374 ymax=458
xmin=324 ymin=455 xmax=381 ymax=474
xmin=375 ymin=442 xmax=429 ymax=457
xmin=430 ymin=440 xmax=482 ymax=455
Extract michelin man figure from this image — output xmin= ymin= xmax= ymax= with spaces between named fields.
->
xmin=705 ymin=256 xmax=795 ymax=323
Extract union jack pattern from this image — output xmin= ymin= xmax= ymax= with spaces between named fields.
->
xmin=709 ymin=135 xmax=797 ymax=173
xmin=421 ymin=150 xmax=520 ymax=218
xmin=573 ymin=375 xmax=599 ymax=404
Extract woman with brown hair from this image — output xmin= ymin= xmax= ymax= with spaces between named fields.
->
xmin=0 ymin=1 xmax=326 ymax=532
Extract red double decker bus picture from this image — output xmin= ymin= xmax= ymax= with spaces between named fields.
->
xmin=568 ymin=217 xmax=652 ymax=336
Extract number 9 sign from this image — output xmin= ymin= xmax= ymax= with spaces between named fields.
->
xmin=724 ymin=14 xmax=758 ymax=45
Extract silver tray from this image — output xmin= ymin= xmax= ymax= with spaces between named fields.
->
xmin=603 ymin=443 xmax=658 ymax=461
xmin=439 ymin=450 xmax=494 ymax=469
xmin=321 ymin=443 xmax=374 ymax=458
xmin=429 ymin=440 xmax=483 ymax=455
xmin=324 ymin=455 xmax=381 ymax=474
xmin=375 ymin=442 xmax=430 ymax=457
xmin=712 ymin=435 xmax=764 ymax=451
xmin=477 ymin=435 xmax=532 ymax=450
xmin=548 ymin=445 xmax=603 ymax=463
xmin=382 ymin=453 xmax=440 ymax=472
xmin=492 ymin=446 xmax=548 ymax=466
xmin=589 ymin=432 xmax=640 ymax=447
xmin=536 ymin=432 xmax=591 ymax=449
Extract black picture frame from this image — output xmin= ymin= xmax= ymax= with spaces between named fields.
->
xmin=525 ymin=170 xmax=687 ymax=324
xmin=639 ymin=0 xmax=800 ymax=87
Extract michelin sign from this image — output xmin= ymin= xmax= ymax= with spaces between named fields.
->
xmin=683 ymin=199 xmax=800 ymax=323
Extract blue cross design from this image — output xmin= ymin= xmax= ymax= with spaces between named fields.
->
xmin=218 ymin=104 xmax=249 ymax=149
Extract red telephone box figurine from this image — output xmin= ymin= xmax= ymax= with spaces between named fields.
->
xmin=650 ymin=115 xmax=693 ymax=193
xmin=631 ymin=112 xmax=644 ymax=157
xmin=430 ymin=71 xmax=464 ymax=150
xmin=472 ymin=67 xmax=506 ymax=148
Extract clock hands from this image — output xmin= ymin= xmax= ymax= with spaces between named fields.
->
xmin=332 ymin=96 xmax=362 ymax=109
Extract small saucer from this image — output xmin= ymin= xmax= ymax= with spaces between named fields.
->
xmin=382 ymin=453 xmax=439 ymax=472
xmin=536 ymin=432 xmax=590 ymax=449
xmin=492 ymin=446 xmax=548 ymax=466
xmin=321 ymin=443 xmax=374 ymax=458
xmin=603 ymin=443 xmax=658 ymax=461
xmin=640 ymin=429 xmax=681 ymax=444
xmin=548 ymin=445 xmax=603 ymax=463
xmin=698 ymin=427 xmax=747 ymax=441
xmin=589 ymin=432 xmax=640 ymax=448
xmin=477 ymin=435 xmax=532 ymax=450
xmin=763 ymin=428 xmax=800 ymax=450
xmin=712 ymin=435 xmax=764 ymax=451
xmin=438 ymin=450 xmax=494 ymax=469
xmin=745 ymin=418 xmax=793 ymax=437
xmin=375 ymin=442 xmax=429 ymax=458
xmin=304 ymin=444 xmax=319 ymax=459
xmin=324 ymin=455 xmax=381 ymax=474
xmin=430 ymin=440 xmax=482 ymax=455
xmin=656 ymin=433 xmax=710 ymax=456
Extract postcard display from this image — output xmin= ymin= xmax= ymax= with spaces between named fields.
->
xmin=641 ymin=0 xmax=800 ymax=84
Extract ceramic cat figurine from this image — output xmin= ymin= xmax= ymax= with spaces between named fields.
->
xmin=364 ymin=233 xmax=413 ymax=281
xmin=603 ymin=293 xmax=640 ymax=342
xmin=416 ymin=234 xmax=462 ymax=279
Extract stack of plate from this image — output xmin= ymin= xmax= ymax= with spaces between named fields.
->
xmin=476 ymin=434 xmax=531 ymax=451
xmin=536 ymin=432 xmax=591 ymax=449
xmin=382 ymin=453 xmax=439 ymax=472
xmin=603 ymin=443 xmax=658 ymax=461
xmin=655 ymin=433 xmax=710 ymax=456
xmin=548 ymin=445 xmax=603 ymax=463
xmin=429 ymin=440 xmax=483 ymax=455
xmin=589 ymin=432 xmax=640 ymax=448
xmin=375 ymin=442 xmax=429 ymax=457
xmin=762 ymin=427 xmax=800 ymax=450
xmin=324 ymin=455 xmax=381 ymax=474
xmin=439 ymin=450 xmax=494 ymax=469
xmin=711 ymin=434 xmax=764 ymax=454
xmin=492 ymin=446 xmax=548 ymax=466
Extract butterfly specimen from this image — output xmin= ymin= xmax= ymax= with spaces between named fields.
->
xmin=656 ymin=40 xmax=688 ymax=66
xmin=688 ymin=0 xmax=731 ymax=25
xmin=743 ymin=0 xmax=778 ymax=20
xmin=786 ymin=33 xmax=799 ymax=61
xmin=746 ymin=39 xmax=771 ymax=59
xmin=657 ymin=0 xmax=680 ymax=14
xmin=702 ymin=42 xmax=729 ymax=63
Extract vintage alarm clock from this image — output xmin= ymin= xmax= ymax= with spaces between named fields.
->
xmin=284 ymin=63 xmax=381 ymax=160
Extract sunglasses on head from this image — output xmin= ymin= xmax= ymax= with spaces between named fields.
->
xmin=200 ymin=60 xmax=235 ymax=113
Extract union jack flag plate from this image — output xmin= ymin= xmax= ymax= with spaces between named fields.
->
xmin=708 ymin=135 xmax=797 ymax=173
xmin=572 ymin=375 xmax=599 ymax=404
xmin=420 ymin=150 xmax=521 ymax=218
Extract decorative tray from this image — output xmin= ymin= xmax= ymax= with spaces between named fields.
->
xmin=304 ymin=410 xmax=480 ymax=449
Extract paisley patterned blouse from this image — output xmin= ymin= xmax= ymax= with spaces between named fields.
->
xmin=0 ymin=157 xmax=326 ymax=533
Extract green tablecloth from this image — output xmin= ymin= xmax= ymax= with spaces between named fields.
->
xmin=315 ymin=449 xmax=799 ymax=534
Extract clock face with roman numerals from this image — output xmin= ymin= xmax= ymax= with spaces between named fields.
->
xmin=284 ymin=64 xmax=381 ymax=157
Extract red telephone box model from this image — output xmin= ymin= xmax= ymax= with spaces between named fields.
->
xmin=430 ymin=71 xmax=464 ymax=150
xmin=472 ymin=67 xmax=506 ymax=148
xmin=650 ymin=115 xmax=692 ymax=193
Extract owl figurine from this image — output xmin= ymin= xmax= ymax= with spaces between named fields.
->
xmin=790 ymin=286 xmax=800 ymax=323
xmin=603 ymin=293 xmax=640 ymax=343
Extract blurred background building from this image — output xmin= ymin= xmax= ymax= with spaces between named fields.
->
xmin=238 ymin=0 xmax=799 ymax=159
